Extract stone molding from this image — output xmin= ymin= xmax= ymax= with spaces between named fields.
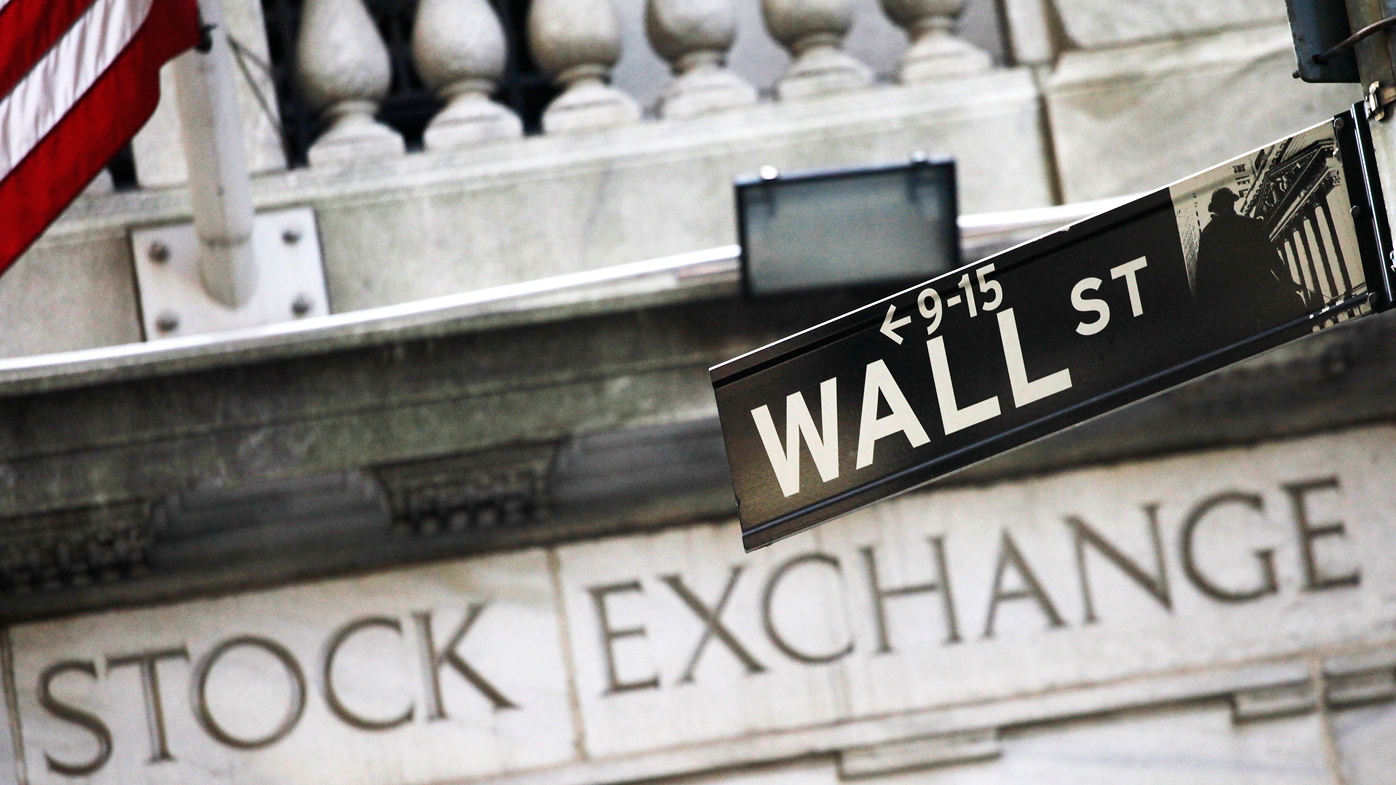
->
xmin=2 ymin=285 xmax=1396 ymax=619
xmin=838 ymin=728 xmax=1001 ymax=777
xmin=373 ymin=445 xmax=556 ymax=537
xmin=0 ymin=503 xmax=151 ymax=596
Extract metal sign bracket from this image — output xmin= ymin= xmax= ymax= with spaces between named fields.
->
xmin=1344 ymin=103 xmax=1396 ymax=307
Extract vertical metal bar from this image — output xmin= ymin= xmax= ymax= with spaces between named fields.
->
xmin=1344 ymin=0 xmax=1396 ymax=307
xmin=172 ymin=0 xmax=258 ymax=307
xmin=1349 ymin=105 xmax=1396 ymax=305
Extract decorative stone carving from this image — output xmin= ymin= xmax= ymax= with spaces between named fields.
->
xmin=296 ymin=0 xmax=405 ymax=166
xmin=373 ymin=445 xmax=554 ymax=537
xmin=646 ymin=0 xmax=757 ymax=119
xmin=761 ymin=0 xmax=872 ymax=100
xmin=528 ymin=0 xmax=641 ymax=132
xmin=880 ymin=0 xmax=992 ymax=82
xmin=0 ymin=502 xmax=151 ymax=594
xmin=412 ymin=0 xmax=524 ymax=149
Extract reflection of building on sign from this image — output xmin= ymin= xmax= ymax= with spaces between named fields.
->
xmin=1231 ymin=162 xmax=1252 ymax=198
xmin=1171 ymin=124 xmax=1369 ymax=339
xmin=1192 ymin=187 xmax=1303 ymax=338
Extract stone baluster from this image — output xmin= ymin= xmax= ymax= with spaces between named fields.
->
xmin=880 ymin=0 xmax=990 ymax=82
xmin=528 ymin=0 xmax=641 ymax=133
xmin=646 ymin=0 xmax=757 ymax=119
xmin=412 ymin=0 xmax=523 ymax=149
xmin=761 ymin=0 xmax=872 ymax=100
xmin=296 ymin=0 xmax=405 ymax=166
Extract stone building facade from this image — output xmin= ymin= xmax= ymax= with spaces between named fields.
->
xmin=0 ymin=0 xmax=1392 ymax=783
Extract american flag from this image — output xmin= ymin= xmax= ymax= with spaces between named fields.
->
xmin=0 ymin=0 xmax=199 ymax=276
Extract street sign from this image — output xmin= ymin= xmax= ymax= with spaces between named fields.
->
xmin=712 ymin=108 xmax=1394 ymax=551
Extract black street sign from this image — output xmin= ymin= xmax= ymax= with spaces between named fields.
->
xmin=712 ymin=108 xmax=1394 ymax=552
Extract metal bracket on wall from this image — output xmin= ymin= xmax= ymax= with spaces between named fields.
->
xmin=1366 ymin=80 xmax=1396 ymax=119
xmin=129 ymin=207 xmax=329 ymax=339
xmin=1287 ymin=0 xmax=1361 ymax=82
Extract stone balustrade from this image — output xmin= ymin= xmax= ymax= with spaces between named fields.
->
xmin=296 ymin=0 xmax=406 ymax=166
xmin=112 ymin=0 xmax=992 ymax=187
xmin=274 ymin=0 xmax=985 ymax=148
xmin=0 ymin=0 xmax=1364 ymax=362
xmin=413 ymin=0 xmax=523 ymax=149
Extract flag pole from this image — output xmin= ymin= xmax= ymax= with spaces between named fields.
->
xmin=171 ymin=0 xmax=257 ymax=308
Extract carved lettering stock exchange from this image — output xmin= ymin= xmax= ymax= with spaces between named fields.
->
xmin=7 ymin=429 xmax=1396 ymax=784
xmin=712 ymin=115 xmax=1393 ymax=550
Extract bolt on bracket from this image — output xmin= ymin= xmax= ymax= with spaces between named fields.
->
xmin=129 ymin=207 xmax=329 ymax=340
xmin=1365 ymin=81 xmax=1396 ymax=120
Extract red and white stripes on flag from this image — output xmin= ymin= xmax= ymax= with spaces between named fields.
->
xmin=0 ymin=0 xmax=199 ymax=276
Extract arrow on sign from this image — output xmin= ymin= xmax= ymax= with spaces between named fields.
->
xmin=880 ymin=303 xmax=912 ymax=344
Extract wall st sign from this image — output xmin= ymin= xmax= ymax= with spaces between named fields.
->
xmin=6 ymin=429 xmax=1395 ymax=785
xmin=713 ymin=112 xmax=1393 ymax=550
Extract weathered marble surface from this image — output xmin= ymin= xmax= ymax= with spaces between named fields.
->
xmin=6 ymin=551 xmax=574 ymax=785
xmin=306 ymin=69 xmax=1050 ymax=311
xmin=876 ymin=702 xmax=1332 ymax=784
xmin=1333 ymin=701 xmax=1396 ymax=785
xmin=6 ymin=427 xmax=1396 ymax=784
xmin=555 ymin=427 xmax=1396 ymax=756
xmin=0 ymin=230 xmax=143 ymax=358
xmin=1053 ymin=0 xmax=1285 ymax=49
xmin=1046 ymin=25 xmax=1360 ymax=202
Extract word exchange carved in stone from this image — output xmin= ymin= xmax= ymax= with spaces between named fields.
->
xmin=556 ymin=430 xmax=1395 ymax=758
xmin=588 ymin=476 xmax=1357 ymax=693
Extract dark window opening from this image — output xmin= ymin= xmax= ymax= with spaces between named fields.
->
xmin=107 ymin=144 xmax=139 ymax=191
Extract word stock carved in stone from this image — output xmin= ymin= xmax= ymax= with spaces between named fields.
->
xmin=30 ymin=605 xmax=517 ymax=778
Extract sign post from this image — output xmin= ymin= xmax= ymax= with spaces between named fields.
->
xmin=712 ymin=110 xmax=1392 ymax=551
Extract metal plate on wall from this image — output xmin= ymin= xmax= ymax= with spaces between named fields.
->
xmin=130 ymin=207 xmax=329 ymax=339
xmin=1285 ymin=0 xmax=1359 ymax=83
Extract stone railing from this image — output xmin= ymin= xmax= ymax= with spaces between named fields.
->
xmin=0 ymin=0 xmax=1358 ymax=362
xmin=291 ymin=0 xmax=990 ymax=162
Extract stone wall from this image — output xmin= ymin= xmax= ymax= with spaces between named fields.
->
xmin=5 ymin=428 xmax=1395 ymax=784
